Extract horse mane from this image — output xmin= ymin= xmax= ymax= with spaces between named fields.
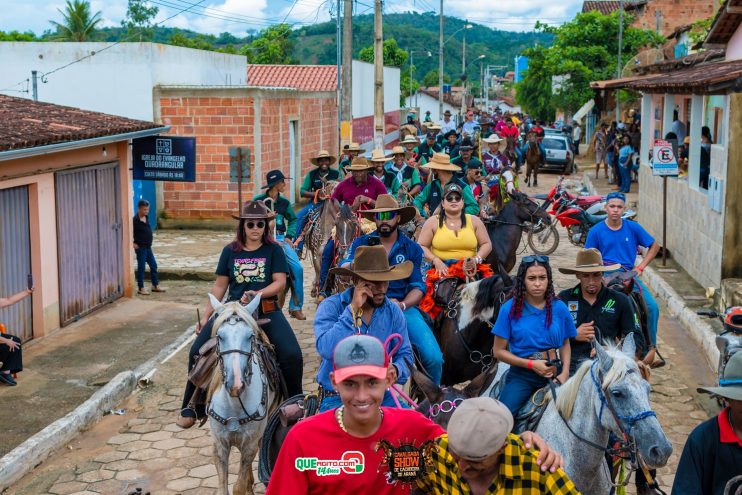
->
xmin=555 ymin=347 xmax=634 ymax=419
xmin=338 ymin=203 xmax=354 ymax=220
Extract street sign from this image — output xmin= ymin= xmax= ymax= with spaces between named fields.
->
xmin=229 ymin=147 xmax=251 ymax=182
xmin=132 ymin=136 xmax=196 ymax=182
xmin=652 ymin=139 xmax=678 ymax=176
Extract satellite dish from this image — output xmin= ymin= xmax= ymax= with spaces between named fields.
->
xmin=622 ymin=48 xmax=664 ymax=77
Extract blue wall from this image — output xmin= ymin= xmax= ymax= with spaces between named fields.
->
xmin=132 ymin=180 xmax=157 ymax=230
xmin=514 ymin=56 xmax=529 ymax=83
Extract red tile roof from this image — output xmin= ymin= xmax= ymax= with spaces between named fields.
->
xmin=247 ymin=65 xmax=337 ymax=92
xmin=0 ymin=95 xmax=161 ymax=152
xmin=581 ymin=0 xmax=645 ymax=15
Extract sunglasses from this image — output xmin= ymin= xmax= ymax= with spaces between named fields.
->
xmin=445 ymin=194 xmax=462 ymax=202
xmin=246 ymin=221 xmax=266 ymax=230
xmin=374 ymin=211 xmax=398 ymax=221
xmin=522 ymin=255 xmax=549 ymax=264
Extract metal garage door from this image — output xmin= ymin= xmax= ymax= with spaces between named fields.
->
xmin=0 ymin=186 xmax=33 ymax=341
xmin=56 ymin=164 xmax=123 ymax=326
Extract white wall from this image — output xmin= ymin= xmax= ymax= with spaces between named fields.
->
xmin=404 ymin=92 xmax=457 ymax=122
xmin=0 ymin=42 xmax=247 ymax=120
xmin=726 ymin=25 xmax=742 ymax=61
xmin=352 ymin=60 xmax=400 ymax=118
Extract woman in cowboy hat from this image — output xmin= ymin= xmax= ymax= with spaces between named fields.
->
xmin=413 ymin=152 xmax=479 ymax=218
xmin=383 ymin=146 xmax=423 ymax=197
xmin=331 ymin=157 xmax=388 ymax=211
xmin=481 ymin=134 xmax=509 ymax=175
xmin=369 ymin=149 xmax=401 ymax=195
xmin=295 ymin=150 xmax=342 ymax=251
xmin=176 ymin=201 xmax=304 ymax=429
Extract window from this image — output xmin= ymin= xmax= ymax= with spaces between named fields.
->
xmin=542 ymin=137 xmax=567 ymax=150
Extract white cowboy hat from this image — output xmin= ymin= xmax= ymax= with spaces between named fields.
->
xmin=482 ymin=135 xmax=504 ymax=144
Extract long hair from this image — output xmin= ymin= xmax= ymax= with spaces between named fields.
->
xmin=229 ymin=217 xmax=275 ymax=252
xmin=508 ymin=260 xmax=556 ymax=327
xmin=439 ymin=197 xmax=467 ymax=229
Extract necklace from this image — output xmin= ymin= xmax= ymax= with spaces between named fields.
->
xmin=336 ymin=405 xmax=383 ymax=434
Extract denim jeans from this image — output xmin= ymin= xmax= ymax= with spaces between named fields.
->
xmin=319 ymin=390 xmax=410 ymax=413
xmin=280 ymin=240 xmax=304 ymax=311
xmin=135 ymin=247 xmax=160 ymax=289
xmin=404 ymin=307 xmax=443 ymax=385
xmin=635 ymin=277 xmax=659 ymax=347
xmin=618 ymin=163 xmax=632 ymax=193
xmin=499 ymin=365 xmax=550 ymax=417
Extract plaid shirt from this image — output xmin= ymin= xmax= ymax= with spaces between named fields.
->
xmin=417 ymin=434 xmax=581 ymax=495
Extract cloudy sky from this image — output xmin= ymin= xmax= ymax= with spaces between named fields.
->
xmin=0 ymin=0 xmax=584 ymax=36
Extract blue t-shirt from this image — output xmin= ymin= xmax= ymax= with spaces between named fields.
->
xmin=618 ymin=145 xmax=634 ymax=167
xmin=585 ymin=220 xmax=655 ymax=271
xmin=492 ymin=299 xmax=577 ymax=358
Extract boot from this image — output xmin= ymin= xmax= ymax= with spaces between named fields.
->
xmin=289 ymin=309 xmax=307 ymax=320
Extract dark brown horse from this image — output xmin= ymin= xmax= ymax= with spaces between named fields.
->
xmin=524 ymin=140 xmax=543 ymax=187
xmin=320 ymin=204 xmax=362 ymax=295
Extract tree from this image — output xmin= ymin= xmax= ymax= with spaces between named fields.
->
xmin=49 ymin=0 xmax=103 ymax=41
xmin=122 ymin=0 xmax=159 ymax=41
xmin=241 ymin=24 xmax=296 ymax=64
xmin=358 ymin=38 xmax=408 ymax=67
xmin=421 ymin=69 xmax=451 ymax=87
xmin=516 ymin=10 xmax=663 ymax=119
xmin=0 ymin=30 xmax=38 ymax=41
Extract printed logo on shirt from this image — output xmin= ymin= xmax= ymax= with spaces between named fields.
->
xmin=377 ymin=440 xmax=436 ymax=485
xmin=602 ymin=299 xmax=616 ymax=314
xmin=295 ymin=451 xmax=365 ymax=476
xmin=395 ymin=254 xmax=406 ymax=264
xmin=568 ymin=301 xmax=579 ymax=312
xmin=233 ymin=257 xmax=267 ymax=284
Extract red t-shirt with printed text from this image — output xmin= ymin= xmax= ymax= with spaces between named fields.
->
xmin=265 ymin=407 xmax=445 ymax=495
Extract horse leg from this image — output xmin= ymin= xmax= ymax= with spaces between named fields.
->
xmin=525 ymin=162 xmax=532 ymax=186
xmin=310 ymin=250 xmax=320 ymax=298
xmin=212 ymin=440 xmax=231 ymax=495
xmin=234 ymin=439 xmax=260 ymax=495
xmin=533 ymin=163 xmax=539 ymax=187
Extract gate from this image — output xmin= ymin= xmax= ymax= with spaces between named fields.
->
xmin=56 ymin=164 xmax=123 ymax=326
xmin=0 ymin=186 xmax=33 ymax=341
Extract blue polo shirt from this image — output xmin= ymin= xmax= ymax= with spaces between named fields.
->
xmin=342 ymin=231 xmax=425 ymax=300
xmin=492 ymin=299 xmax=577 ymax=358
xmin=585 ymin=220 xmax=655 ymax=271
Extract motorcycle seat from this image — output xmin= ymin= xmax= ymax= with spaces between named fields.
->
xmin=576 ymin=195 xmax=603 ymax=204
xmin=585 ymin=211 xmax=607 ymax=225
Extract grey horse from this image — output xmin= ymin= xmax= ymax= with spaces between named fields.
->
xmin=206 ymin=294 xmax=280 ymax=495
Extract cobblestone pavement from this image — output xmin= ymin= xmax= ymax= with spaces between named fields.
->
xmin=7 ymin=170 xmax=718 ymax=494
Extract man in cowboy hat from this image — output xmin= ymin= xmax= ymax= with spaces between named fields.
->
xmin=443 ymin=129 xmax=460 ymax=159
xmin=481 ymin=134 xmax=509 ymax=175
xmin=339 ymin=142 xmax=365 ymax=176
xmin=414 ymin=152 xmax=479 ymax=217
xmin=295 ymin=149 xmax=342 ymax=250
xmin=399 ymin=134 xmax=420 ymax=162
xmin=451 ymin=137 xmax=484 ymax=178
xmin=384 ymin=146 xmax=422 ymax=197
xmin=674 ymin=352 xmax=742 ymax=494
xmin=558 ymin=248 xmax=645 ymax=375
xmin=369 ymin=149 xmax=401 ymax=195
xmin=339 ymin=194 xmax=443 ymax=385
xmin=440 ymin=109 xmax=457 ymax=135
xmin=416 ymin=130 xmax=442 ymax=165
xmin=313 ymin=245 xmax=415 ymax=411
xmin=255 ymin=170 xmax=306 ymax=320
xmin=331 ymin=157 xmax=388 ymax=211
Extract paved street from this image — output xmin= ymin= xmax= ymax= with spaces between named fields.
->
xmin=7 ymin=169 xmax=719 ymax=494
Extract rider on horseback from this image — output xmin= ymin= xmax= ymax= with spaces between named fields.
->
xmin=340 ymin=194 xmax=443 ymax=385
xmin=386 ymin=145 xmax=423 ymax=197
xmin=313 ymin=246 xmax=415 ymax=412
xmin=481 ymin=135 xmax=510 ymax=175
xmin=413 ymin=153 xmax=479 ymax=218
xmin=370 ymin=149 xmax=401 ymax=196
xmin=451 ymin=138 xmax=484 ymax=178
xmin=338 ymin=142 xmax=364 ymax=176
xmin=295 ymin=150 xmax=342 ymax=251
xmin=332 ymin=157 xmax=387 ymax=211
xmin=521 ymin=131 xmax=546 ymax=187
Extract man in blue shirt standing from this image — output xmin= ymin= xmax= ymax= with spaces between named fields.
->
xmin=341 ymin=194 xmax=443 ymax=385
xmin=585 ymin=192 xmax=662 ymax=363
xmin=314 ymin=245 xmax=415 ymax=412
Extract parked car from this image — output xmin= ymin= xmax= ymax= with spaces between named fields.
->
xmin=542 ymin=135 xmax=574 ymax=174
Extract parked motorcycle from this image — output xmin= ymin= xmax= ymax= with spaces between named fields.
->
xmin=697 ymin=307 xmax=742 ymax=405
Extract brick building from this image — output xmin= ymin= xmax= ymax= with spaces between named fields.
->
xmin=582 ymin=0 xmax=715 ymax=37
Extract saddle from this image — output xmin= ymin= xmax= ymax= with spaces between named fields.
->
xmin=486 ymin=368 xmax=552 ymax=434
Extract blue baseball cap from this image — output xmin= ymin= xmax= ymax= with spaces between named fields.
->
xmin=606 ymin=191 xmax=626 ymax=203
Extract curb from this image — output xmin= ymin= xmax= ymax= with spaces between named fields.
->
xmin=0 ymin=325 xmax=196 ymax=490
xmin=579 ymin=174 xmax=719 ymax=373
xmin=157 ymin=268 xmax=215 ymax=281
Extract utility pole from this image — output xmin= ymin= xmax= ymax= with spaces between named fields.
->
xmin=409 ymin=50 xmax=414 ymax=109
xmin=373 ymin=0 xmax=384 ymax=150
xmin=438 ymin=0 xmax=444 ymax=122
xmin=616 ymin=0 xmax=624 ymax=123
xmin=31 ymin=70 xmax=38 ymax=102
xmin=336 ymin=0 xmax=342 ymax=151
xmin=341 ymin=0 xmax=353 ymax=147
xmin=655 ymin=9 xmax=662 ymax=34
xmin=461 ymin=19 xmax=467 ymax=75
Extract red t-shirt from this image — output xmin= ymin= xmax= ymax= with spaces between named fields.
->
xmin=331 ymin=175 xmax=388 ymax=207
xmin=499 ymin=125 xmax=519 ymax=139
xmin=265 ymin=407 xmax=445 ymax=495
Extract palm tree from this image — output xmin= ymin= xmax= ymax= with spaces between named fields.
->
xmin=49 ymin=0 xmax=103 ymax=41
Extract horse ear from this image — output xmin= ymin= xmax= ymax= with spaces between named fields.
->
xmin=621 ymin=333 xmax=637 ymax=359
xmin=463 ymin=370 xmax=494 ymax=398
xmin=209 ymin=293 xmax=224 ymax=313
xmin=245 ymin=293 xmax=262 ymax=316
xmin=413 ymin=370 xmax=442 ymax=404
xmin=594 ymin=341 xmax=613 ymax=373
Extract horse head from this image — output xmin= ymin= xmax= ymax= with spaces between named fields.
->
xmin=209 ymin=293 xmax=263 ymax=398
xmin=334 ymin=204 xmax=360 ymax=253
xmin=508 ymin=191 xmax=551 ymax=225
xmin=414 ymin=369 xmax=493 ymax=429
xmin=558 ymin=334 xmax=672 ymax=469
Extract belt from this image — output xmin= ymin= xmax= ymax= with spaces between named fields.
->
xmin=318 ymin=386 xmax=338 ymax=401
xmin=528 ymin=348 xmax=561 ymax=364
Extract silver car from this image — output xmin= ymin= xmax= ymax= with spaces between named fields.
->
xmin=542 ymin=135 xmax=574 ymax=174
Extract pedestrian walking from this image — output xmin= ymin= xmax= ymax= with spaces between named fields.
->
xmin=133 ymin=200 xmax=165 ymax=295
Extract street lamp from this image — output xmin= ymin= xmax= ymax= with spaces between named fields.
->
xmin=439 ymin=22 xmax=473 ymax=121
xmin=408 ymin=49 xmax=432 ymax=109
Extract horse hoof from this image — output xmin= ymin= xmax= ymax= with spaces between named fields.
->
xmin=176 ymin=415 xmax=196 ymax=429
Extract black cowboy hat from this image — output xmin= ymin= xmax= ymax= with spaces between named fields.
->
xmin=444 ymin=130 xmax=458 ymax=139
xmin=262 ymin=170 xmax=291 ymax=190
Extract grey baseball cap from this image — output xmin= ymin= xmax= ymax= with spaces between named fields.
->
xmin=332 ymin=334 xmax=389 ymax=383
xmin=447 ymin=397 xmax=514 ymax=461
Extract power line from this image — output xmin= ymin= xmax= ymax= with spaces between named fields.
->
xmin=0 ymin=78 xmax=30 ymax=94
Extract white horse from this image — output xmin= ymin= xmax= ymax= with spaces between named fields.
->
xmin=206 ymin=294 xmax=280 ymax=495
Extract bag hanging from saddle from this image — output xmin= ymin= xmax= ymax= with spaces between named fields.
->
xmin=188 ymin=337 xmax=218 ymax=390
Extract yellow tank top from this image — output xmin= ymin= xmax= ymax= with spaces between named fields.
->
xmin=431 ymin=214 xmax=478 ymax=260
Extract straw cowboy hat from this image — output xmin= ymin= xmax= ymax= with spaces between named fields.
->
xmin=482 ymin=134 xmax=504 ymax=145
xmin=330 ymin=245 xmax=413 ymax=281
xmin=232 ymin=200 xmax=277 ymax=220
xmin=400 ymin=135 xmax=419 ymax=145
xmin=558 ymin=248 xmax=621 ymax=274
xmin=390 ymin=145 xmax=406 ymax=155
xmin=347 ymin=142 xmax=365 ymax=152
xmin=345 ymin=156 xmax=374 ymax=171
xmin=310 ymin=150 xmax=337 ymax=166
xmin=361 ymin=194 xmax=417 ymax=225
xmin=427 ymin=123 xmax=442 ymax=131
xmin=369 ymin=149 xmax=391 ymax=163
xmin=698 ymin=351 xmax=742 ymax=401
xmin=421 ymin=152 xmax=461 ymax=172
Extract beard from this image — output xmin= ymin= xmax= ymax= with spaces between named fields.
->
xmin=369 ymin=295 xmax=385 ymax=308
xmin=378 ymin=224 xmax=397 ymax=238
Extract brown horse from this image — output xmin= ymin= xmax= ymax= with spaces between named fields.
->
xmin=524 ymin=140 xmax=543 ymax=187
xmin=319 ymin=204 xmax=363 ymax=295
xmin=504 ymin=135 xmax=519 ymax=169
xmin=303 ymin=181 xmax=339 ymax=298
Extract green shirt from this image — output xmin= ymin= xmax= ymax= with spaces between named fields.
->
xmin=413 ymin=177 xmax=479 ymax=217
xmin=300 ymin=168 xmax=341 ymax=195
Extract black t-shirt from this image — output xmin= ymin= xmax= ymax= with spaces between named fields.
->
xmin=558 ymin=284 xmax=642 ymax=373
xmin=672 ymin=412 xmax=742 ymax=495
xmin=215 ymin=242 xmax=288 ymax=302
xmin=133 ymin=215 xmax=153 ymax=247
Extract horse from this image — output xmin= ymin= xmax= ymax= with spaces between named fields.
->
xmin=320 ymin=203 xmax=362 ymax=295
xmin=415 ymin=334 xmax=673 ymax=495
xmin=304 ymin=180 xmax=339 ymax=298
xmin=524 ymin=140 xmax=543 ymax=187
xmin=205 ymin=294 xmax=281 ymax=495
xmin=504 ymin=135 xmax=519 ymax=169
xmin=484 ymin=191 xmax=551 ymax=274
